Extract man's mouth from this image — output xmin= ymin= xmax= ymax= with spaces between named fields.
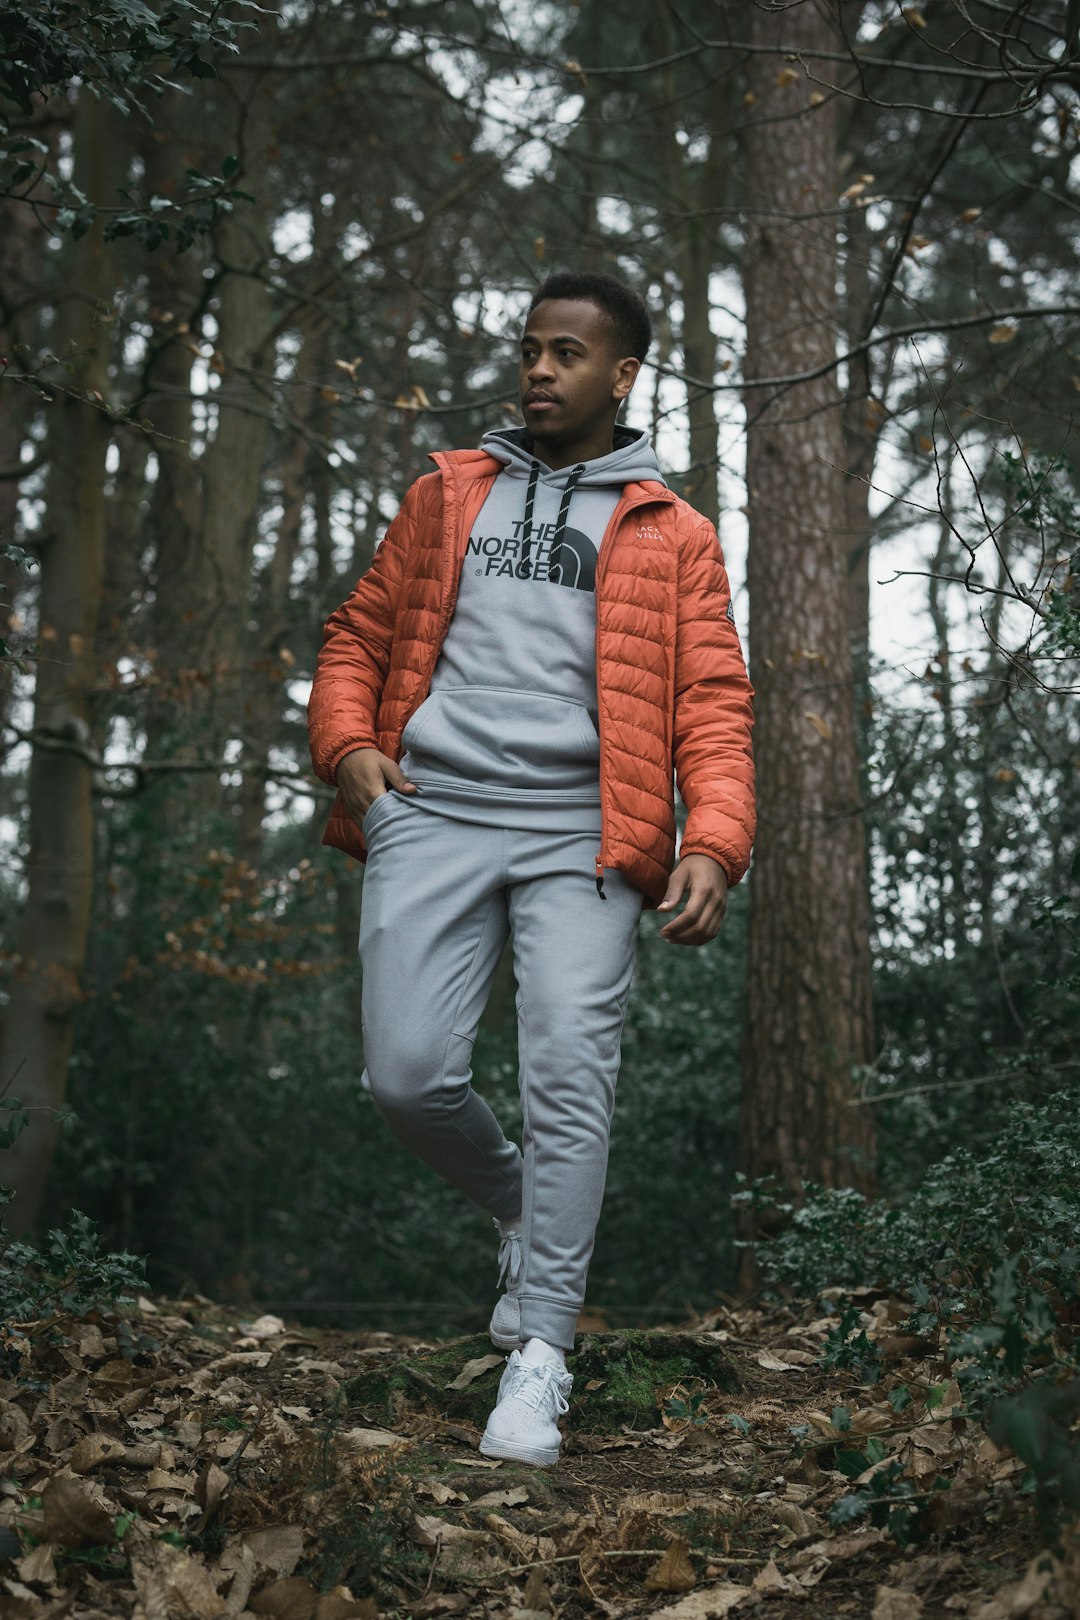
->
xmin=523 ymin=394 xmax=559 ymax=410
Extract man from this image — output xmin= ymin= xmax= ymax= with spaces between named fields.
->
xmin=307 ymin=270 xmax=755 ymax=1468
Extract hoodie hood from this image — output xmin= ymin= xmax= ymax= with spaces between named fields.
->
xmin=479 ymin=424 xmax=666 ymax=490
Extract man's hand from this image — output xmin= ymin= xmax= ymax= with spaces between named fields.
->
xmin=657 ymin=854 xmax=729 ymax=945
xmin=335 ymin=747 xmax=418 ymax=829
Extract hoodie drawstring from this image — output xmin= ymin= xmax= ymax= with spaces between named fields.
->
xmin=516 ymin=461 xmax=541 ymax=579
xmin=553 ymin=464 xmax=587 ymax=546
xmin=516 ymin=460 xmax=587 ymax=581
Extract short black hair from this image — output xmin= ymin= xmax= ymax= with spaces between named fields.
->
xmin=527 ymin=271 xmax=652 ymax=363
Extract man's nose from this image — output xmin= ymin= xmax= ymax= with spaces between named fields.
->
xmin=527 ymin=350 xmax=555 ymax=382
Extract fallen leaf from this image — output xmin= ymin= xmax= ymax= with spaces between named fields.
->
xmin=238 ymin=1314 xmax=287 ymax=1341
xmin=968 ymin=1551 xmax=1061 ymax=1619
xmin=872 ymin=1587 xmax=924 ymax=1620
xmin=470 ymin=1485 xmax=529 ymax=1509
xmin=754 ymin=1350 xmax=809 ymax=1372
xmin=196 ymin=1461 xmax=231 ymax=1520
xmin=237 ymin=1525 xmax=304 ymax=1579
xmin=70 ymin=1434 xmax=126 ymax=1474
xmin=408 ymin=1598 xmax=469 ymax=1618
xmin=645 ymin=1537 xmax=697 ymax=1594
xmin=649 ymin=1584 xmax=749 ymax=1619
xmin=752 ymin=1558 xmax=802 ymax=1596
xmin=416 ymin=1479 xmax=465 ymax=1504
xmin=251 ymin=1575 xmax=319 ymax=1619
xmin=133 ymin=1543 xmax=226 ymax=1620
xmin=15 ymin=1542 xmax=57 ymax=1586
xmin=313 ymin=1592 xmax=377 ymax=1620
xmin=41 ymin=1476 xmax=117 ymax=1548
xmin=341 ymin=1426 xmax=406 ymax=1449
xmin=444 ymin=1353 xmax=503 ymax=1390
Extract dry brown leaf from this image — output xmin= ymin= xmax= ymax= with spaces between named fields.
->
xmin=621 ymin=1492 xmax=692 ymax=1515
xmin=789 ymin=1529 xmax=885 ymax=1569
xmin=752 ymin=1558 xmax=802 ymax=1596
xmin=341 ymin=1427 xmax=405 ymax=1450
xmin=754 ymin=1350 xmax=808 ymax=1372
xmin=645 ymin=1537 xmax=696 ymax=1594
xmin=15 ymin=1541 xmax=57 ymax=1586
xmin=409 ymin=1597 xmax=469 ymax=1618
xmin=93 ymin=1358 xmax=135 ymax=1387
xmin=849 ymin=1405 xmax=893 ymax=1435
xmin=41 ymin=1476 xmax=117 ymax=1548
xmin=242 ymin=1526 xmax=305 ymax=1580
xmin=221 ymin=1541 xmax=255 ymax=1617
xmin=237 ymin=1314 xmax=286 ymax=1341
xmin=313 ymin=1592 xmax=377 ymax=1620
xmin=134 ymin=1543 xmax=226 ymax=1620
xmin=872 ymin=1587 xmax=924 ymax=1620
xmin=250 ymin=1575 xmax=319 ymax=1620
xmin=410 ymin=1515 xmax=503 ymax=1581
xmin=470 ymin=1484 xmax=529 ymax=1510
xmin=196 ymin=1461 xmax=231 ymax=1520
xmin=416 ymin=1479 xmax=464 ymax=1505
xmin=767 ymin=1500 xmax=820 ymax=1540
xmin=988 ymin=325 xmax=1017 ymax=344
xmin=0 ymin=1401 xmax=32 ymax=1449
xmin=649 ymin=1584 xmax=749 ymax=1620
xmin=444 ymin=1353 xmax=503 ymax=1390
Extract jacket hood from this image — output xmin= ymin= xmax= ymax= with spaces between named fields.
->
xmin=479 ymin=424 xmax=666 ymax=489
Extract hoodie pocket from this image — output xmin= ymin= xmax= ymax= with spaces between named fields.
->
xmin=402 ymin=686 xmax=600 ymax=790
xmin=361 ymin=789 xmax=403 ymax=837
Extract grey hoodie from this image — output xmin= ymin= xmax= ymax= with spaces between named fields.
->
xmin=398 ymin=424 xmax=665 ymax=831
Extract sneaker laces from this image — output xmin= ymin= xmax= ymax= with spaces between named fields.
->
xmin=495 ymin=1220 xmax=522 ymax=1291
xmin=505 ymin=1356 xmax=572 ymax=1416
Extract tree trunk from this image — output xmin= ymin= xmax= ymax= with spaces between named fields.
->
xmin=737 ymin=1 xmax=877 ymax=1230
xmin=143 ymin=22 xmax=277 ymax=828
xmin=1 ymin=91 xmax=116 ymax=1232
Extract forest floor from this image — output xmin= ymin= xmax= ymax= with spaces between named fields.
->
xmin=1 ymin=1291 xmax=1076 ymax=1620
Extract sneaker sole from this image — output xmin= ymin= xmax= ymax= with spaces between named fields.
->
xmin=478 ymin=1431 xmax=561 ymax=1469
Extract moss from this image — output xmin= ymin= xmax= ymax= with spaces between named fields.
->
xmin=345 ymin=1329 xmax=739 ymax=1435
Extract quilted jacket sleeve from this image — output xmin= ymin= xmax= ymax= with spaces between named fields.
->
xmin=672 ymin=513 xmax=756 ymax=884
xmin=307 ymin=480 xmax=421 ymax=785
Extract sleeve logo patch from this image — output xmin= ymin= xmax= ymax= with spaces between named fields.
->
xmin=726 ymin=599 xmax=736 ymax=623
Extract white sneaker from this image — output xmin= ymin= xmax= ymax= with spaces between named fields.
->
xmin=479 ymin=1343 xmax=573 ymax=1468
xmin=488 ymin=1217 xmax=523 ymax=1351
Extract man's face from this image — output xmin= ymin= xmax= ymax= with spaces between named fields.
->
xmin=518 ymin=299 xmax=640 ymax=455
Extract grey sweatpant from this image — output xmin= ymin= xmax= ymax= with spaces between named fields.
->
xmin=357 ymin=789 xmax=644 ymax=1351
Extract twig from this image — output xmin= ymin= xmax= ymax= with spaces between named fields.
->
xmin=848 ymin=1060 xmax=1080 ymax=1105
xmin=488 ymin=1547 xmax=764 ymax=1580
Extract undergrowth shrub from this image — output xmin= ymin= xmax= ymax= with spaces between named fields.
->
xmin=0 ymin=1102 xmax=145 ymax=1335
xmin=737 ymin=1089 xmax=1080 ymax=1307
xmin=741 ymin=1088 xmax=1080 ymax=1545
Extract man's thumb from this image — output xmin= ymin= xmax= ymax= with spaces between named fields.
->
xmin=385 ymin=760 xmax=418 ymax=793
xmin=658 ymin=871 xmax=684 ymax=911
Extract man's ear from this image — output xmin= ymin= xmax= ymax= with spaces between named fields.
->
xmin=612 ymin=355 xmax=641 ymax=402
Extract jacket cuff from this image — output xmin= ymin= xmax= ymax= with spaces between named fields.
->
xmin=321 ymin=736 xmax=379 ymax=784
xmin=677 ymin=841 xmax=745 ymax=887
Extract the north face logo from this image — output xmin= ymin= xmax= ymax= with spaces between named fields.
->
xmin=636 ymin=523 xmax=663 ymax=542
xmin=465 ymin=525 xmax=597 ymax=592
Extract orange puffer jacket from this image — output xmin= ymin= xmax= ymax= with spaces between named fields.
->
xmin=308 ymin=449 xmax=755 ymax=905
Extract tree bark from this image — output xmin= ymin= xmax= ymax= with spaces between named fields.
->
xmin=1 ymin=91 xmax=116 ymax=1232
xmin=737 ymin=0 xmax=877 ymax=1225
